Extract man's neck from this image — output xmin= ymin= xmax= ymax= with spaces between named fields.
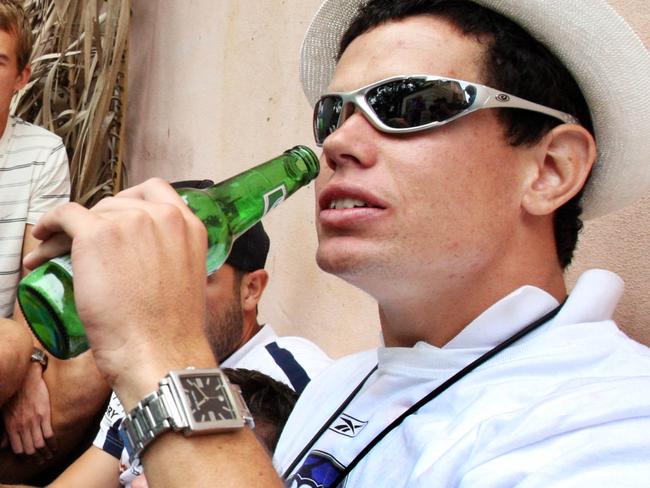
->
xmin=378 ymin=258 xmax=566 ymax=348
xmin=238 ymin=319 xmax=262 ymax=349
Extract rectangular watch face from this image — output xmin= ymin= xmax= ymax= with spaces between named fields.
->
xmin=171 ymin=370 xmax=244 ymax=432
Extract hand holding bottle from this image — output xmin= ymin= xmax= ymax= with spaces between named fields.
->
xmin=19 ymin=146 xmax=319 ymax=359
xmin=23 ymin=179 xmax=216 ymax=409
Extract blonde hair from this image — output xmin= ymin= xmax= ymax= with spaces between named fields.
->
xmin=0 ymin=0 xmax=33 ymax=71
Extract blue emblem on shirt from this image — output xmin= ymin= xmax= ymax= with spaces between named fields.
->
xmin=286 ymin=451 xmax=345 ymax=488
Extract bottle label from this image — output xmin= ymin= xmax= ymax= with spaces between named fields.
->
xmin=51 ymin=255 xmax=73 ymax=276
xmin=263 ymin=185 xmax=287 ymax=216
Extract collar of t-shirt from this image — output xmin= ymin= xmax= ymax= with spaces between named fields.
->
xmin=377 ymin=269 xmax=623 ymax=376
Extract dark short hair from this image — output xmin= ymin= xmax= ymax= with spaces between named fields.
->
xmin=223 ymin=367 xmax=298 ymax=452
xmin=339 ymin=0 xmax=595 ymax=268
xmin=0 ymin=0 xmax=33 ymax=72
xmin=171 ymin=180 xmax=270 ymax=272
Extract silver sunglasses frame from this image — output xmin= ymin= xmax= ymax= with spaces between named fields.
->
xmin=313 ymin=74 xmax=580 ymax=146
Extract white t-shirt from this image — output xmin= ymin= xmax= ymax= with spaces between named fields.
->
xmin=276 ymin=269 xmax=650 ymax=487
xmin=93 ymin=324 xmax=332 ymax=486
xmin=0 ymin=115 xmax=70 ymax=316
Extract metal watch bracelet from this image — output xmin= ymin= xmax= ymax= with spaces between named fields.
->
xmin=119 ymin=368 xmax=253 ymax=463
xmin=119 ymin=381 xmax=183 ymax=463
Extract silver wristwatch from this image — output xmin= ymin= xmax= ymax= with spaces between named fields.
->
xmin=119 ymin=367 xmax=254 ymax=462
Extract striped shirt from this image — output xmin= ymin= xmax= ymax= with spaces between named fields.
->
xmin=0 ymin=115 xmax=70 ymax=317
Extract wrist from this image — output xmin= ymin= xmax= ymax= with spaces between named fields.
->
xmin=119 ymin=367 xmax=253 ymax=463
xmin=22 ymin=357 xmax=47 ymax=387
xmin=111 ymin=342 xmax=217 ymax=411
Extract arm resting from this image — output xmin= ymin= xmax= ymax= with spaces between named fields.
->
xmin=0 ymin=318 xmax=32 ymax=405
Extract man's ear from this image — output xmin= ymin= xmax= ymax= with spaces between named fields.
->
xmin=13 ymin=64 xmax=30 ymax=93
xmin=239 ymin=269 xmax=269 ymax=312
xmin=522 ymin=124 xmax=596 ymax=216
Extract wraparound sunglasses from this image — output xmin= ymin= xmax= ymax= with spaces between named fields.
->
xmin=313 ymin=75 xmax=579 ymax=146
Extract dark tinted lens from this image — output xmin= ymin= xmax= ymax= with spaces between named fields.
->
xmin=427 ymin=81 xmax=474 ymax=122
xmin=366 ymin=78 xmax=474 ymax=128
xmin=314 ymin=96 xmax=343 ymax=144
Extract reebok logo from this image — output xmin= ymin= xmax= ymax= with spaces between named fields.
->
xmin=329 ymin=413 xmax=368 ymax=438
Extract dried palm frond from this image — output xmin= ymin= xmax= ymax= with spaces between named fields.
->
xmin=11 ymin=0 xmax=130 ymax=207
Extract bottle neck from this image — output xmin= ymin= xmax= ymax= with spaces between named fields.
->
xmin=203 ymin=146 xmax=319 ymax=237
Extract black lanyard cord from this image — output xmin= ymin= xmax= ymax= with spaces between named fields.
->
xmin=282 ymin=365 xmax=378 ymax=478
xmin=284 ymin=299 xmax=566 ymax=486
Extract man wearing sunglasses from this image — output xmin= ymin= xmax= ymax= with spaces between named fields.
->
xmin=18 ymin=0 xmax=650 ymax=486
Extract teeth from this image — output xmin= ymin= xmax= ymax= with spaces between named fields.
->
xmin=329 ymin=197 xmax=369 ymax=210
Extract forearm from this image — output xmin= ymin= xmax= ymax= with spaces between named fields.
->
xmin=46 ymin=351 xmax=110 ymax=428
xmin=0 ymin=316 xmax=110 ymax=482
xmin=114 ymin=342 xmax=282 ymax=486
xmin=0 ymin=318 xmax=32 ymax=404
xmin=47 ymin=445 xmax=121 ymax=488
xmin=10 ymin=290 xmax=109 ymax=426
xmin=143 ymin=429 xmax=283 ymax=487
xmin=22 ymin=179 xmax=284 ymax=485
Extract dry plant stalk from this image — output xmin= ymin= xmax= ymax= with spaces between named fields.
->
xmin=11 ymin=0 xmax=130 ymax=207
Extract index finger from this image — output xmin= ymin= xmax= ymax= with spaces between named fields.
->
xmin=24 ymin=204 xmax=98 ymax=270
xmin=116 ymin=177 xmax=200 ymax=221
xmin=29 ymin=202 xmax=95 ymax=243
xmin=117 ymin=178 xmax=184 ymax=204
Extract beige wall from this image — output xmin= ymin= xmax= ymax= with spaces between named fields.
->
xmin=126 ymin=0 xmax=649 ymax=357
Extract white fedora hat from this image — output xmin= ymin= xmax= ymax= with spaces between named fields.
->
xmin=300 ymin=0 xmax=650 ymax=220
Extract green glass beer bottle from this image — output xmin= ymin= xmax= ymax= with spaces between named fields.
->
xmin=17 ymin=145 xmax=319 ymax=359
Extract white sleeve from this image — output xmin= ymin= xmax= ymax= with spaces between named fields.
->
xmin=26 ymin=135 xmax=70 ymax=224
xmin=92 ymin=392 xmax=127 ymax=460
xmin=458 ymin=417 xmax=650 ymax=487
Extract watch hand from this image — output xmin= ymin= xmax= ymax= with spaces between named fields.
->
xmin=191 ymin=390 xmax=207 ymax=408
